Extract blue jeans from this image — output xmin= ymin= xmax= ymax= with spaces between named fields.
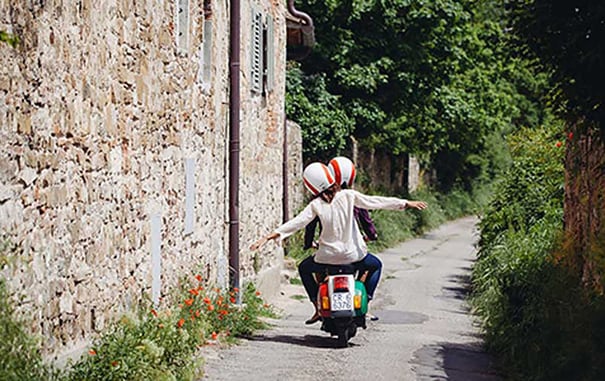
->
xmin=298 ymin=253 xmax=382 ymax=302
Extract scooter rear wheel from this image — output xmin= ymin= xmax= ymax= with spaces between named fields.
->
xmin=337 ymin=329 xmax=350 ymax=348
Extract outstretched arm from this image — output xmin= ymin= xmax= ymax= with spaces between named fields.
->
xmin=250 ymin=203 xmax=317 ymax=251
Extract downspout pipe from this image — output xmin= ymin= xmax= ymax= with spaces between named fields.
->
xmin=287 ymin=0 xmax=314 ymax=32
xmin=229 ymin=0 xmax=241 ymax=293
xmin=287 ymin=0 xmax=315 ymax=61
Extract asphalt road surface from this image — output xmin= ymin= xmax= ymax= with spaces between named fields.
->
xmin=201 ymin=216 xmax=501 ymax=381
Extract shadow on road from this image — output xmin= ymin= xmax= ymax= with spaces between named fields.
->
xmin=245 ymin=333 xmax=354 ymax=349
xmin=412 ymin=342 xmax=501 ymax=381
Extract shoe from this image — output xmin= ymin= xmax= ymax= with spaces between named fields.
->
xmin=305 ymin=311 xmax=321 ymax=325
xmin=368 ymin=313 xmax=379 ymax=321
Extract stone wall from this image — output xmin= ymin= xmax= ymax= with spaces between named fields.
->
xmin=0 ymin=0 xmax=292 ymax=358
xmin=354 ymin=144 xmax=419 ymax=194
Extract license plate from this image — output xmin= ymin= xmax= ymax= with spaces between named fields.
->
xmin=331 ymin=292 xmax=352 ymax=311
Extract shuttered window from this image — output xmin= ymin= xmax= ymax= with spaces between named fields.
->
xmin=250 ymin=8 xmax=264 ymax=94
xmin=264 ymin=15 xmax=275 ymax=93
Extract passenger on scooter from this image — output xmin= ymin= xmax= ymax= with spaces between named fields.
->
xmin=250 ymin=162 xmax=428 ymax=324
xmin=303 ymin=156 xmax=378 ymax=250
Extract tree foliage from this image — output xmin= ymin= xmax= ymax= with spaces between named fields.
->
xmin=506 ymin=0 xmax=605 ymax=126
xmin=288 ymin=0 xmax=554 ymax=190
xmin=285 ymin=63 xmax=355 ymax=163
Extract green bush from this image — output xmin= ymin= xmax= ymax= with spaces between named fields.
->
xmin=0 ymin=279 xmax=61 ymax=381
xmin=472 ymin=125 xmax=605 ymax=380
xmin=67 ymin=277 xmax=276 ymax=381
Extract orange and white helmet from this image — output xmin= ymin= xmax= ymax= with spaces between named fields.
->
xmin=328 ymin=156 xmax=356 ymax=187
xmin=303 ymin=162 xmax=335 ymax=196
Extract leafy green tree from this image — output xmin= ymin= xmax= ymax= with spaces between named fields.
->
xmin=285 ymin=63 xmax=355 ymax=163
xmin=291 ymin=0 xmax=553 ymax=191
xmin=506 ymin=0 xmax=605 ymax=126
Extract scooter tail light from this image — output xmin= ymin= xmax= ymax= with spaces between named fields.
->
xmin=333 ymin=276 xmax=349 ymax=291
xmin=319 ymin=283 xmax=330 ymax=311
xmin=321 ymin=296 xmax=330 ymax=310
xmin=354 ymin=294 xmax=362 ymax=309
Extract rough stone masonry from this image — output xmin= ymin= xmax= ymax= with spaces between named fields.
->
xmin=0 ymin=0 xmax=302 ymax=359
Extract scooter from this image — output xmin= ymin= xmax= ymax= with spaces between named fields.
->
xmin=315 ymin=264 xmax=369 ymax=347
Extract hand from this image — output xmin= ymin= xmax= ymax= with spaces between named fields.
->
xmin=407 ymin=200 xmax=428 ymax=210
xmin=250 ymin=232 xmax=279 ymax=251
xmin=250 ymin=237 xmax=267 ymax=251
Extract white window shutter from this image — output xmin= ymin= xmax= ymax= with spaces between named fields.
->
xmin=250 ymin=8 xmax=263 ymax=94
xmin=265 ymin=15 xmax=275 ymax=93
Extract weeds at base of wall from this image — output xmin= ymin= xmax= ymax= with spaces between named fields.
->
xmin=0 ymin=275 xmax=277 ymax=381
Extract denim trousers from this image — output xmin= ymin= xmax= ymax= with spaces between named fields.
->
xmin=298 ymin=253 xmax=382 ymax=302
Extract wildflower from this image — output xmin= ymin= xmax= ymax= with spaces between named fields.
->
xmin=111 ymin=361 xmax=119 ymax=367
xmin=189 ymin=288 xmax=199 ymax=296
xmin=88 ymin=349 xmax=96 ymax=356
xmin=230 ymin=297 xmax=236 ymax=303
xmin=233 ymin=287 xmax=239 ymax=292
xmin=207 ymin=304 xmax=215 ymax=311
xmin=555 ymin=141 xmax=562 ymax=148
xmin=211 ymin=332 xmax=218 ymax=340
xmin=158 ymin=323 xmax=165 ymax=329
xmin=177 ymin=318 xmax=185 ymax=328
xmin=195 ymin=274 xmax=203 ymax=282
xmin=219 ymin=309 xmax=228 ymax=316
xmin=568 ymin=132 xmax=573 ymax=140
xmin=184 ymin=298 xmax=194 ymax=306
xmin=263 ymin=303 xmax=270 ymax=308
xmin=255 ymin=291 xmax=261 ymax=296
xmin=203 ymin=297 xmax=211 ymax=304
xmin=150 ymin=309 xmax=158 ymax=317
xmin=195 ymin=310 xmax=200 ymax=317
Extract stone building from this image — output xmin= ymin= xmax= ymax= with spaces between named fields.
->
xmin=0 ymin=0 xmax=306 ymax=358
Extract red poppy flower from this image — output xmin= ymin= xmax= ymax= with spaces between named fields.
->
xmin=195 ymin=274 xmax=203 ymax=282
xmin=555 ymin=141 xmax=562 ymax=148
xmin=184 ymin=298 xmax=194 ymax=306
xmin=568 ymin=132 xmax=573 ymax=140
xmin=177 ymin=318 xmax=185 ymax=328
xmin=150 ymin=309 xmax=158 ymax=317
xmin=207 ymin=304 xmax=215 ymax=311
xmin=88 ymin=349 xmax=96 ymax=356
xmin=189 ymin=288 xmax=199 ymax=296
xmin=211 ymin=332 xmax=218 ymax=340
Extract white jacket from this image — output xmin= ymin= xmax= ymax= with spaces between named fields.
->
xmin=275 ymin=189 xmax=408 ymax=264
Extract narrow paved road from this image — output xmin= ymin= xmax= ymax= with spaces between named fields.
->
xmin=201 ymin=217 xmax=501 ymax=380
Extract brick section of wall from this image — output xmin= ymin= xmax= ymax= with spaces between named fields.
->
xmin=0 ymin=0 xmax=290 ymax=358
xmin=563 ymin=128 xmax=605 ymax=291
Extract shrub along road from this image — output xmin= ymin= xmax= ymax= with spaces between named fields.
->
xmin=201 ymin=217 xmax=500 ymax=380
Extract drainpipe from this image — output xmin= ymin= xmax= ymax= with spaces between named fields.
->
xmin=229 ymin=0 xmax=241 ymax=292
xmin=287 ymin=0 xmax=315 ymax=60
xmin=282 ymin=119 xmax=289 ymax=224
xmin=287 ymin=0 xmax=314 ymax=32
